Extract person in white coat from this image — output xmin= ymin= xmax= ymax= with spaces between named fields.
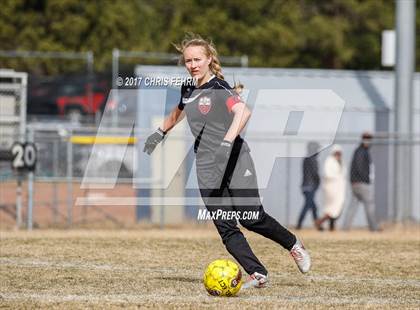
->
xmin=316 ymin=145 xmax=346 ymax=231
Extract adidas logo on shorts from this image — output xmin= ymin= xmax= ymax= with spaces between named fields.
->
xmin=244 ymin=169 xmax=253 ymax=177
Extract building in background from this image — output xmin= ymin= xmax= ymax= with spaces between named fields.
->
xmin=134 ymin=65 xmax=420 ymax=227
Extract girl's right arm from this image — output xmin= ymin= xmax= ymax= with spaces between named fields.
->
xmin=161 ymin=106 xmax=185 ymax=133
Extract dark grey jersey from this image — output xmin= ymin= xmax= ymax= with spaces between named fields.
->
xmin=178 ymin=76 xmax=243 ymax=158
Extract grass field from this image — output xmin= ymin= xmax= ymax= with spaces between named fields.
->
xmin=1 ymin=227 xmax=419 ymax=309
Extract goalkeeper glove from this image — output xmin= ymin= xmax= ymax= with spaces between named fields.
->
xmin=143 ymin=128 xmax=166 ymax=155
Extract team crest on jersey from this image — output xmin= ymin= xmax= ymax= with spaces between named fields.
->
xmin=198 ymin=96 xmax=212 ymax=115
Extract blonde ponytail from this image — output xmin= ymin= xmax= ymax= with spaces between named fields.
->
xmin=233 ymin=82 xmax=244 ymax=94
xmin=210 ymin=56 xmax=224 ymax=80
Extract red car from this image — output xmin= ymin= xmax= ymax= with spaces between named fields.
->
xmin=56 ymin=80 xmax=110 ymax=120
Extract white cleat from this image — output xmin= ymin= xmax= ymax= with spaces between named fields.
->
xmin=242 ymin=272 xmax=268 ymax=289
xmin=290 ymin=238 xmax=311 ymax=274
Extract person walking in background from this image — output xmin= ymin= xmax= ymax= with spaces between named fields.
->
xmin=296 ymin=142 xmax=320 ymax=230
xmin=316 ymin=145 xmax=346 ymax=231
xmin=343 ymin=133 xmax=379 ymax=231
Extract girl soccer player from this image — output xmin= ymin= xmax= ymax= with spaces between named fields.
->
xmin=143 ymin=34 xmax=311 ymax=288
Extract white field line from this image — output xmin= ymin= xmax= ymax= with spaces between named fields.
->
xmin=1 ymin=257 xmax=420 ymax=288
xmin=0 ymin=257 xmax=118 ymax=271
xmin=0 ymin=292 xmax=419 ymax=306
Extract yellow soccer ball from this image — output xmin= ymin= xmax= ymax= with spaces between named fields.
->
xmin=203 ymin=259 xmax=242 ymax=297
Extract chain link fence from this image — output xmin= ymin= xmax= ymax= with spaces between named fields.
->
xmin=0 ymin=69 xmax=28 ymax=228
xmin=1 ymin=65 xmax=419 ymax=230
xmin=1 ymin=125 xmax=419 ymax=229
xmin=0 ymin=125 xmax=138 ymax=229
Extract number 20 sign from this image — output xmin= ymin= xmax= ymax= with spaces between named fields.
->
xmin=11 ymin=142 xmax=37 ymax=171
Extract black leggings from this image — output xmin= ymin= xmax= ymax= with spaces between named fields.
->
xmin=198 ymin=149 xmax=296 ymax=275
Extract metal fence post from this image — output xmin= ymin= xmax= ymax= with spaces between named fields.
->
xmin=66 ymin=129 xmax=73 ymax=227
xmin=160 ymin=139 xmax=165 ymax=229
xmin=15 ymin=71 xmax=28 ymax=229
xmin=16 ymin=174 xmax=23 ymax=229
xmin=112 ymin=48 xmax=120 ymax=127
xmin=87 ymin=51 xmax=94 ymax=117
xmin=27 ymin=127 xmax=34 ymax=230
xmin=393 ymin=0 xmax=416 ymax=222
xmin=52 ymin=138 xmax=59 ymax=224
xmin=387 ymin=134 xmax=395 ymax=222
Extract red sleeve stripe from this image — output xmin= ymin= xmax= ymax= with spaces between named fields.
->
xmin=226 ymin=95 xmax=242 ymax=113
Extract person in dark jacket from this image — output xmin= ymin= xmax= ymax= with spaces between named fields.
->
xmin=296 ymin=142 xmax=320 ymax=230
xmin=343 ymin=132 xmax=379 ymax=231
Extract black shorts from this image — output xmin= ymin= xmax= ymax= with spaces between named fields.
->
xmin=197 ymin=144 xmax=262 ymax=209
